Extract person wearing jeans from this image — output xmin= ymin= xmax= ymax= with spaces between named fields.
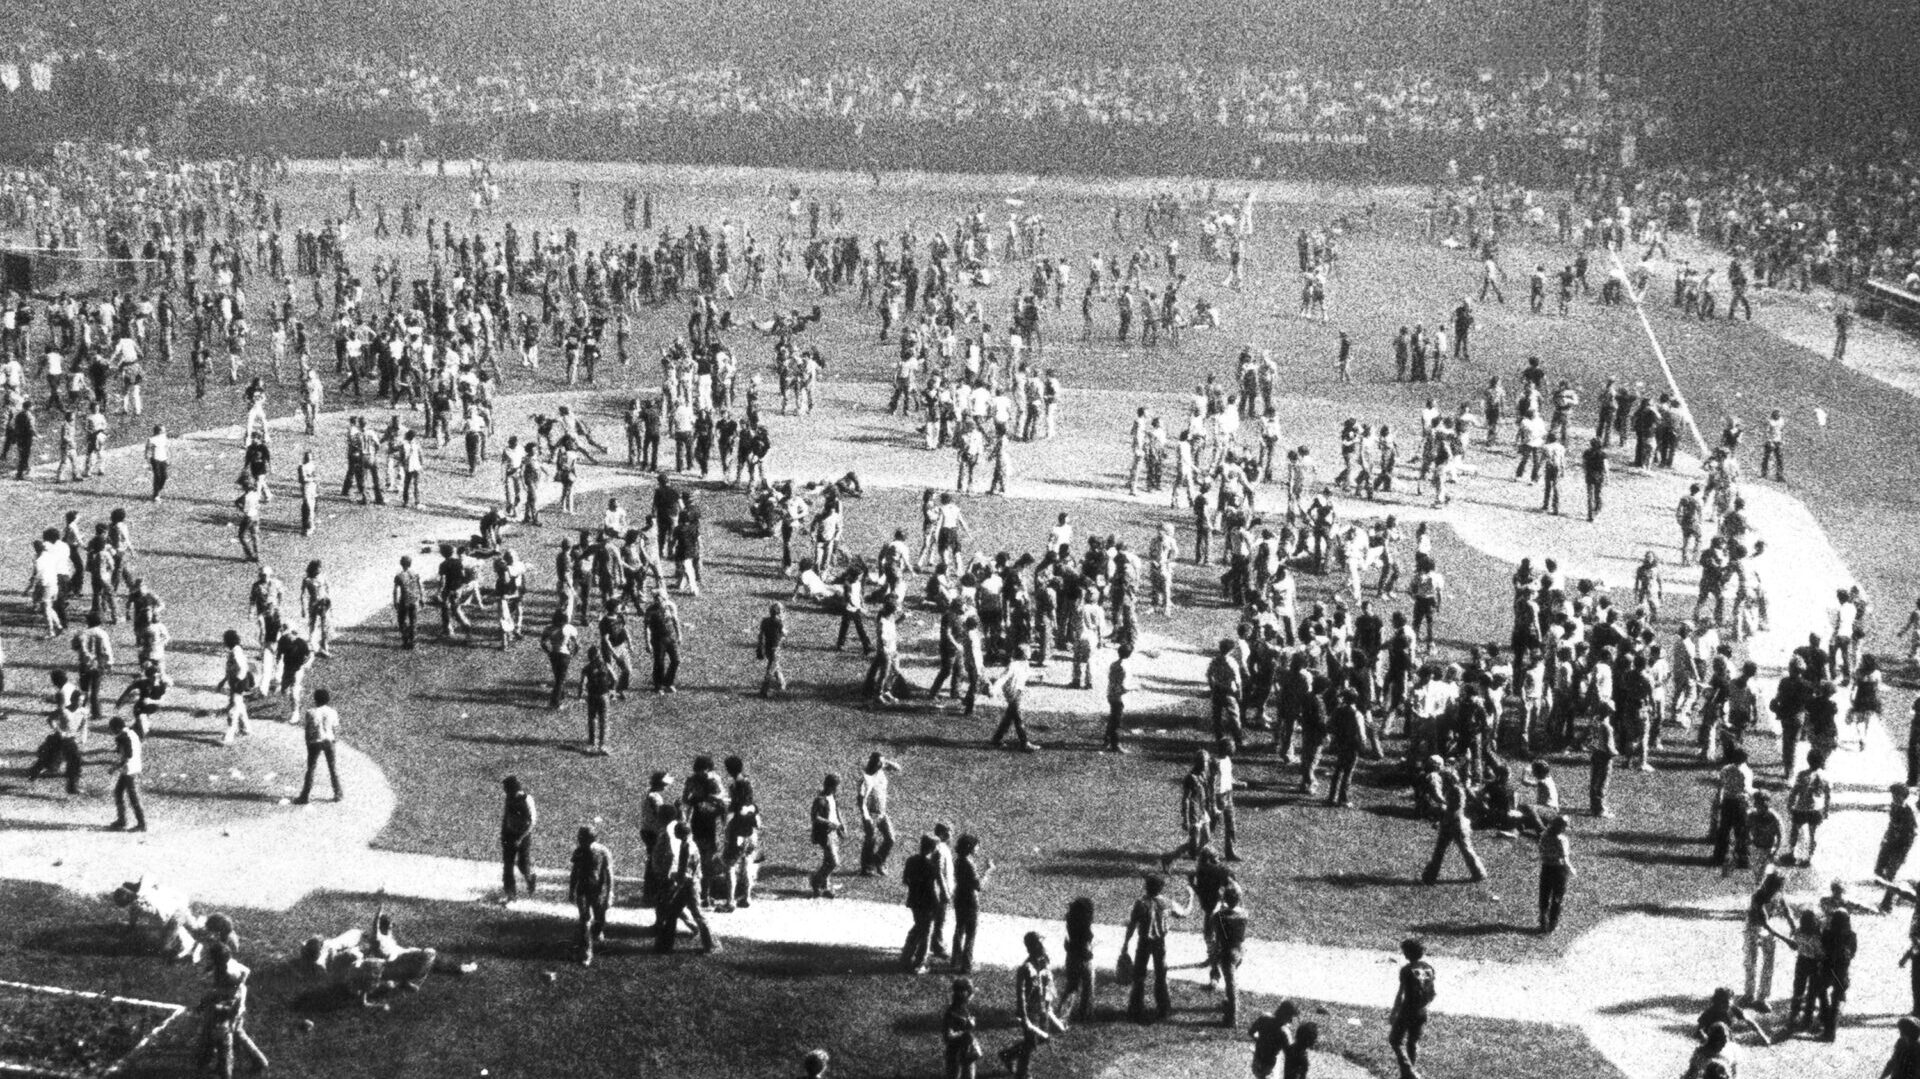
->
xmin=499 ymin=776 xmax=537 ymax=899
xmin=857 ymin=753 xmax=901 ymax=876
xmin=809 ymin=773 xmax=845 ymax=898
xmin=1121 ymin=873 xmax=1193 ymax=1023
xmin=294 ymin=688 xmax=343 ymax=804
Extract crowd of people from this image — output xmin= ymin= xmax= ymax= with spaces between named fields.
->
xmin=117 ymin=55 xmax=1663 ymax=142
xmin=8 ymin=118 xmax=1920 ymax=1079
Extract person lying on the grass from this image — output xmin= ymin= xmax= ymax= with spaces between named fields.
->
xmin=110 ymin=878 xmax=221 ymax=963
xmin=1697 ymin=986 xmax=1769 ymax=1046
xmin=794 ymin=558 xmax=875 ymax=613
xmin=301 ymin=911 xmax=440 ymax=1007
xmin=802 ymin=471 xmax=864 ymax=499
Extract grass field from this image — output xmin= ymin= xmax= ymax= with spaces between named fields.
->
xmin=2 ymin=160 xmax=1915 ymax=1078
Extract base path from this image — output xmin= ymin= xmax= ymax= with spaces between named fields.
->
xmin=0 ymin=380 xmax=1895 ymax=1078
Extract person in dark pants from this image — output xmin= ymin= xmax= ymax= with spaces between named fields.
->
xmin=1710 ymin=747 xmax=1754 ymax=868
xmin=988 ymin=647 xmax=1034 ymax=750
xmin=1877 ymin=785 xmax=1916 ymax=913
xmin=655 ymin=821 xmax=717 ymax=954
xmin=391 ymin=555 xmax=422 ymax=650
xmin=577 ymin=648 xmax=615 ymax=755
xmin=1581 ymin=438 xmax=1608 ymax=521
xmin=1326 ymin=687 xmax=1366 ymax=807
xmin=8 ymin=407 xmax=35 ymax=479
xmin=540 ymin=613 xmax=578 ymax=709
xmin=499 ymin=776 xmax=537 ymax=899
xmin=1906 ymin=698 xmax=1920 ymax=789
xmin=1120 ymin=872 xmax=1193 ymax=1023
xmin=1588 ymin=710 xmax=1617 ymax=818
xmin=1540 ymin=433 xmax=1564 ymax=514
xmin=1104 ymin=644 xmax=1132 ymax=753
xmin=294 ymin=688 xmax=343 ymax=804
xmin=950 ymin=834 xmax=991 ymax=974
xmin=1388 ymin=938 xmax=1437 ymax=1079
xmin=997 ymin=931 xmax=1065 ymax=1079
xmin=1774 ymin=661 xmax=1811 ymax=782
xmin=27 ymin=674 xmax=84 ymax=790
xmin=145 ymin=425 xmax=170 ymax=500
xmin=1215 ymin=883 xmax=1249 ymax=1027
xmin=1422 ymin=768 xmax=1487 ymax=883
xmin=107 ymin=717 xmax=147 ymax=831
xmin=646 ymin=594 xmax=681 ymax=692
xmin=568 ymin=826 xmax=613 ymax=965
xmin=901 ymin=834 xmax=940 ymax=972
xmin=1537 ymin=816 xmax=1573 ymax=932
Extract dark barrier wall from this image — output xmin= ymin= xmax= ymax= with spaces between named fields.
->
xmin=0 ymin=74 xmax=1637 ymax=185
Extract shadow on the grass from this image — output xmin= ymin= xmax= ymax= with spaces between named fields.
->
xmin=1596 ymin=847 xmax=1706 ymax=868
xmin=445 ymin=732 xmax=592 ymax=754
xmin=152 ymin=786 xmax=290 ymax=804
xmin=1307 ymin=872 xmax=1424 ymax=889
xmin=1026 ymin=846 xmax=1152 ymax=880
xmin=1408 ymin=920 xmax=1526 ymax=938
xmin=721 ymin=939 xmax=901 ymax=980
xmin=1606 ymin=901 xmax=1740 ymax=921
xmin=1603 ymin=829 xmax=1704 ymax=847
xmin=0 ymin=816 xmax=108 ymax=832
xmin=23 ymin=922 xmax=153 ymax=960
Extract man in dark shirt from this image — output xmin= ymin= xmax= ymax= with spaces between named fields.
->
xmin=567 ymin=826 xmax=613 ymax=965
xmin=500 ymin=776 xmax=537 ymax=899
xmin=901 ymin=834 xmax=940 ymax=973
xmin=1581 ymin=439 xmax=1609 ymax=522
xmin=1389 ymin=938 xmax=1437 ymax=1079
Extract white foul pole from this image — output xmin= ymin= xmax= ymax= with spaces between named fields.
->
xmin=1608 ymin=249 xmax=1711 ymax=458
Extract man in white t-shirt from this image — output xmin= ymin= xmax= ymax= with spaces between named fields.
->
xmin=1760 ymin=408 xmax=1786 ymax=481
xmin=144 ymin=424 xmax=170 ymax=501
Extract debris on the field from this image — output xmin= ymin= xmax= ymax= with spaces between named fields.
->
xmin=540 ymin=971 xmax=558 ymax=984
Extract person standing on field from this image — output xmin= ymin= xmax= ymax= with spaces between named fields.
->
xmin=568 ymin=825 xmax=613 ymax=966
xmin=293 ymin=687 xmax=343 ymax=805
xmin=108 ymin=716 xmax=147 ymax=832
xmin=858 ymin=752 xmax=903 ymax=877
xmin=810 ymin=772 xmax=846 ymax=898
xmin=500 ymin=776 xmax=537 ymax=900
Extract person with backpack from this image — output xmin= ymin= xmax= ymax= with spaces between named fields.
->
xmin=1389 ymin=937 xmax=1437 ymax=1079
